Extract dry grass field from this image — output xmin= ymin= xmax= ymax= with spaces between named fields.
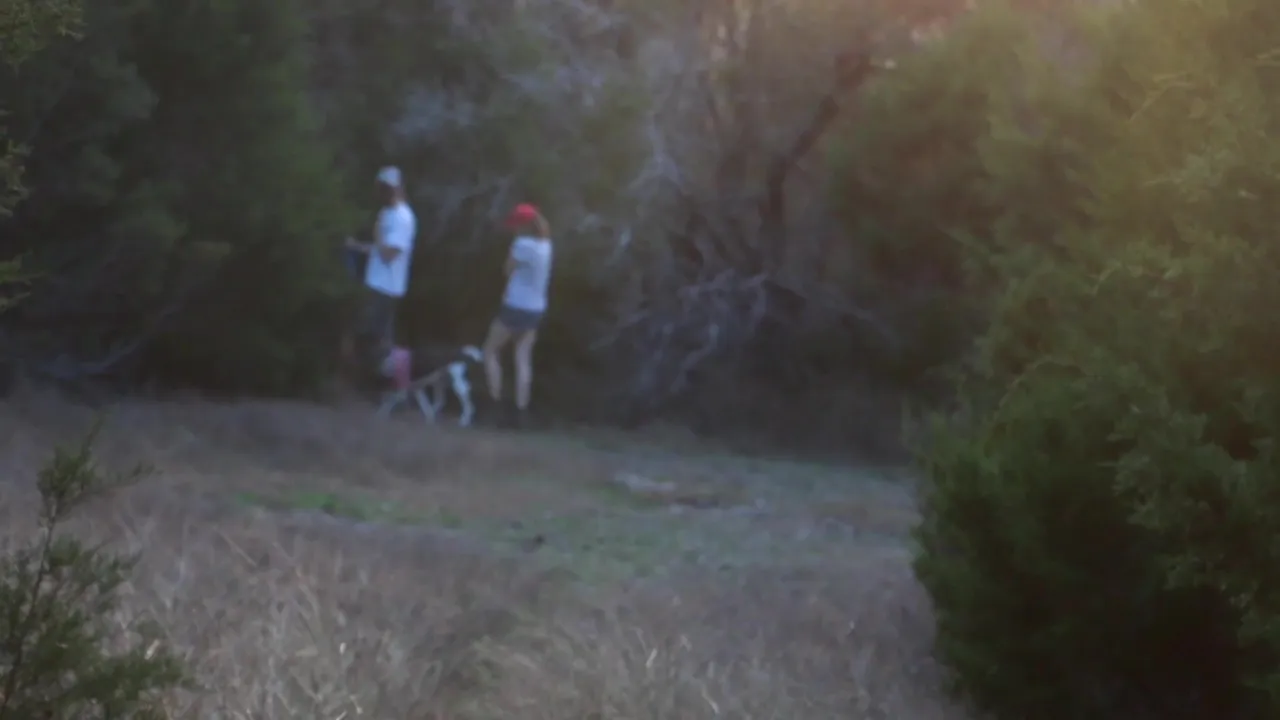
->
xmin=0 ymin=384 xmax=969 ymax=720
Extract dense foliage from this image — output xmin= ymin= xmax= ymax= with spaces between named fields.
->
xmin=1 ymin=0 xmax=83 ymax=390
xmin=2 ymin=0 xmax=81 ymax=261
xmin=0 ymin=0 xmax=357 ymax=393
xmin=909 ymin=0 xmax=1280 ymax=717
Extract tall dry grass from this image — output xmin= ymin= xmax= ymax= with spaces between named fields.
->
xmin=0 ymin=385 xmax=967 ymax=719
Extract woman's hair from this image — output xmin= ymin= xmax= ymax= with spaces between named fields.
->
xmin=516 ymin=212 xmax=550 ymax=240
xmin=531 ymin=212 xmax=550 ymax=239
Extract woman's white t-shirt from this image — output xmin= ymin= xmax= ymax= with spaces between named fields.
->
xmin=503 ymin=236 xmax=553 ymax=312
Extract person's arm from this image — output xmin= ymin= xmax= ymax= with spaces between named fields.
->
xmin=345 ymin=236 xmax=371 ymax=254
xmin=504 ymin=238 xmax=528 ymax=276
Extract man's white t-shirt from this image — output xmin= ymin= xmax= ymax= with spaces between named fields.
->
xmin=503 ymin=236 xmax=553 ymax=312
xmin=364 ymin=201 xmax=416 ymax=297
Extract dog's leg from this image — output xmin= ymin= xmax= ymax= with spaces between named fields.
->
xmin=431 ymin=375 xmax=447 ymax=413
xmin=412 ymin=387 xmax=437 ymax=423
xmin=448 ymin=362 xmax=474 ymax=427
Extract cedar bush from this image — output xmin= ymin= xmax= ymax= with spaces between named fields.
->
xmin=912 ymin=0 xmax=1280 ymax=718
xmin=826 ymin=2 xmax=1092 ymax=391
xmin=0 ymin=429 xmax=187 ymax=718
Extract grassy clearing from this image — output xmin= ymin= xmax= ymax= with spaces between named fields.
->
xmin=224 ymin=440 xmax=914 ymax=586
xmin=0 ymin=385 xmax=966 ymax=719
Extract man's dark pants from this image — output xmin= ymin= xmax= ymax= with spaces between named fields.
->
xmin=357 ymin=287 xmax=399 ymax=362
xmin=343 ymin=288 xmax=399 ymax=393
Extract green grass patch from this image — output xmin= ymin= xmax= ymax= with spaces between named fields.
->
xmin=232 ymin=490 xmax=463 ymax=528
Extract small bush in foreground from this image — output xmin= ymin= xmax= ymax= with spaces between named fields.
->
xmin=0 ymin=427 xmax=186 ymax=719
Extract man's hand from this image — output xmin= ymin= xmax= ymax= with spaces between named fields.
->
xmin=376 ymin=244 xmax=402 ymax=263
xmin=345 ymin=236 xmax=370 ymax=253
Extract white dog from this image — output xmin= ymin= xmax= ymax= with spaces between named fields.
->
xmin=376 ymin=345 xmax=483 ymax=426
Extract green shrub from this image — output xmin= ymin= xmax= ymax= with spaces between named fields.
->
xmin=914 ymin=352 xmax=1251 ymax=719
xmin=913 ymin=0 xmax=1280 ymax=717
xmin=2 ymin=0 xmax=357 ymax=395
xmin=2 ymin=0 xmax=82 ymax=308
xmin=825 ymin=1 xmax=1094 ymax=390
xmin=0 ymin=428 xmax=187 ymax=718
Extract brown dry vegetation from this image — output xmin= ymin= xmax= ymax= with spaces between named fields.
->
xmin=0 ymin=383 xmax=969 ymax=719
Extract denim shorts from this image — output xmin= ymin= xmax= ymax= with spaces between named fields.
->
xmin=497 ymin=305 xmax=544 ymax=333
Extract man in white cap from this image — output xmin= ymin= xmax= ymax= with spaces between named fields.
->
xmin=345 ymin=166 xmax=417 ymax=365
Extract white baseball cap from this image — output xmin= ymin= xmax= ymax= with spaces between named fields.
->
xmin=376 ymin=166 xmax=402 ymax=187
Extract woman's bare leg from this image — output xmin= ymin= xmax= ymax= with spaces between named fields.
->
xmin=483 ymin=319 xmax=511 ymax=402
xmin=513 ymin=330 xmax=538 ymax=411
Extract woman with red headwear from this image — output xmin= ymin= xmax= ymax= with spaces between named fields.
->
xmin=483 ymin=203 xmax=554 ymax=427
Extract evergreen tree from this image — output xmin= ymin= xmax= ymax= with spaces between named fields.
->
xmin=0 ymin=0 xmax=358 ymax=393
xmin=0 ymin=428 xmax=187 ymax=718
xmin=914 ymin=0 xmax=1280 ymax=717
